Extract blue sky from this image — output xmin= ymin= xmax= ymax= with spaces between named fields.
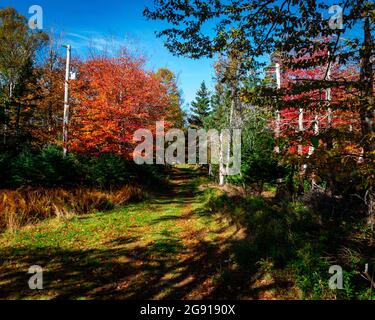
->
xmin=1 ymin=0 xmax=215 ymax=109
xmin=1 ymin=1 xmax=364 ymax=108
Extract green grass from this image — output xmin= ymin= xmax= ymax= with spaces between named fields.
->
xmin=1 ymin=165 xmax=372 ymax=300
xmin=0 ymin=166 xmax=236 ymax=300
xmin=2 ymin=203 xmax=173 ymax=249
xmin=0 ymin=166 xmax=299 ymax=300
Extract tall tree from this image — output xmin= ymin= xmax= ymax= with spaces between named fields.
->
xmin=70 ymin=53 xmax=177 ymax=157
xmin=0 ymin=7 xmax=48 ymax=147
xmin=33 ymin=33 xmax=65 ymax=146
xmin=189 ymin=81 xmax=211 ymax=129
xmin=145 ymin=0 xmax=374 ymax=196
xmin=156 ymin=68 xmax=185 ymax=129
xmin=209 ymin=53 xmax=245 ymax=185
xmin=144 ymin=0 xmax=374 ymax=153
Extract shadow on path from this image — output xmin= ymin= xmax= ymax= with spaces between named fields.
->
xmin=0 ymin=167 xmax=295 ymax=300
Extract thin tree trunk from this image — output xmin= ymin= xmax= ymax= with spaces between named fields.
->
xmin=360 ymin=16 xmax=374 ymax=154
xmin=219 ymin=132 xmax=226 ymax=186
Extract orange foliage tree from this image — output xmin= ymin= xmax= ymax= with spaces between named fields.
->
xmin=70 ymin=53 xmax=177 ymax=158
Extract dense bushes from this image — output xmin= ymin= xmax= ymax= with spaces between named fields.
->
xmin=198 ymin=187 xmax=375 ymax=300
xmin=0 ymin=185 xmax=145 ymax=231
xmin=11 ymin=146 xmax=82 ymax=187
xmin=0 ymin=145 xmax=167 ymax=189
xmin=0 ymin=145 xmax=167 ymax=231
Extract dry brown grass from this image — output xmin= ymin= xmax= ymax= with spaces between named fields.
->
xmin=0 ymin=186 xmax=145 ymax=231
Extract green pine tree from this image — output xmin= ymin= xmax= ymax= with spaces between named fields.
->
xmin=188 ymin=81 xmax=211 ymax=129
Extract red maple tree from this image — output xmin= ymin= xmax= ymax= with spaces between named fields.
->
xmin=271 ymin=48 xmax=362 ymax=157
xmin=69 ymin=54 xmax=176 ymax=158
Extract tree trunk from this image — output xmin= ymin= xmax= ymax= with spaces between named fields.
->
xmin=360 ymin=16 xmax=374 ymax=154
xmin=219 ymin=131 xmax=226 ymax=186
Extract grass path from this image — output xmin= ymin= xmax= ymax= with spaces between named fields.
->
xmin=0 ymin=166 xmax=296 ymax=300
xmin=0 ymin=167 xmax=233 ymax=299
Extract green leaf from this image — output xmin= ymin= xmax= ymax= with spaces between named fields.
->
xmin=310 ymin=136 xmax=319 ymax=148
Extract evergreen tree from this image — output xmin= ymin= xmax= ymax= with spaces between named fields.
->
xmin=188 ymin=81 xmax=210 ymax=129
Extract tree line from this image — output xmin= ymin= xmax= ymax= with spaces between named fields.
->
xmin=0 ymin=7 xmax=184 ymax=188
xmin=164 ymin=0 xmax=374 ymax=224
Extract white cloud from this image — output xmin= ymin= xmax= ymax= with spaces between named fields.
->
xmin=63 ymin=31 xmax=130 ymax=54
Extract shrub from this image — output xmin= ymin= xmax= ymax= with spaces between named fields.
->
xmin=0 ymin=185 xmax=146 ymax=231
xmin=0 ymin=145 xmax=168 ymax=190
xmin=11 ymin=145 xmax=82 ymax=187
xmin=81 ymin=153 xmax=133 ymax=189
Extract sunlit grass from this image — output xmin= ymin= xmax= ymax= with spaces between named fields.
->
xmin=0 ymin=167 xmax=231 ymax=300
